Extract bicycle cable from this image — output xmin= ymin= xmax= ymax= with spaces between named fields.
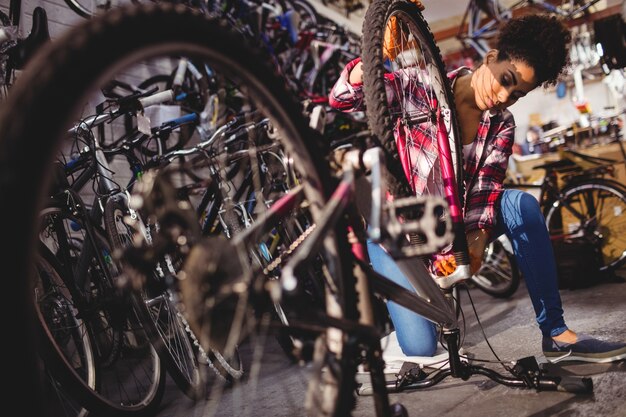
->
xmin=462 ymin=284 xmax=515 ymax=373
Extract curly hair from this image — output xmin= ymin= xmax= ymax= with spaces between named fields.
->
xmin=496 ymin=14 xmax=572 ymax=88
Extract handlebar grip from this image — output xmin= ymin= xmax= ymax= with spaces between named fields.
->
xmin=172 ymin=58 xmax=188 ymax=87
xmin=138 ymin=90 xmax=174 ymax=109
xmin=538 ymin=375 xmax=593 ymax=393
xmin=556 ymin=376 xmax=593 ymax=394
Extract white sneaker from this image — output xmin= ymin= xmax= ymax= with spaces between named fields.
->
xmin=380 ymin=331 xmax=460 ymax=371
xmin=356 ymin=331 xmax=466 ymax=386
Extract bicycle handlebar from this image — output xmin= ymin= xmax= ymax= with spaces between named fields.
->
xmin=68 ymin=88 xmax=177 ymax=135
xmin=384 ymin=355 xmax=593 ymax=395
xmin=137 ymin=89 xmax=175 ymax=109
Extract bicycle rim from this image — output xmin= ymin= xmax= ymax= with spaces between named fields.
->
xmin=471 ymin=237 xmax=521 ymax=298
xmin=545 ymin=180 xmax=626 ymax=272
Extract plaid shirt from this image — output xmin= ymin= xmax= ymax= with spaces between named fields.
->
xmin=329 ymin=58 xmax=516 ymax=234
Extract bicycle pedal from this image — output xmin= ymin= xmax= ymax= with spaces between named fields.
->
xmin=396 ymin=362 xmax=428 ymax=388
xmin=383 ymin=195 xmax=453 ymax=257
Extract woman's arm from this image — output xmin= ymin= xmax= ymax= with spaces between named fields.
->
xmin=463 ymin=114 xmax=516 ymax=273
xmin=349 ymin=61 xmax=363 ymax=84
xmin=328 ymin=58 xmax=366 ymax=112
xmin=464 ymin=117 xmax=515 ymax=235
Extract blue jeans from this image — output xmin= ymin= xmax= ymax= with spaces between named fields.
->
xmin=368 ymin=189 xmax=568 ymax=357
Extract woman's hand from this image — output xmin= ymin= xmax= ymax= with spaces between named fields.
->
xmin=349 ymin=61 xmax=363 ymax=84
xmin=466 ymin=229 xmax=489 ymax=275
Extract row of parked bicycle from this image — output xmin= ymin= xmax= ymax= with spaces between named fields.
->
xmin=3 ymin=1 xmax=626 ymax=416
xmin=0 ymin=0 xmax=370 ymax=416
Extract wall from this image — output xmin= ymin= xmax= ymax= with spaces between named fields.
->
xmin=508 ymin=76 xmax=625 ymax=145
xmin=1 ymin=0 xmax=83 ymax=39
xmin=1 ymin=0 xmax=180 ymax=194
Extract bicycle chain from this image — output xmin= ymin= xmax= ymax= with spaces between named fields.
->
xmin=263 ymin=224 xmax=317 ymax=276
xmin=175 ymin=303 xmax=244 ymax=381
xmin=172 ymin=223 xmax=317 ymax=382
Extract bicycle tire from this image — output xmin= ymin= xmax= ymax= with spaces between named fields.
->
xmin=32 ymin=250 xmax=98 ymax=413
xmin=361 ymin=0 xmax=464 ymax=202
xmin=470 ymin=237 xmax=521 ymax=298
xmin=0 ymin=4 xmax=357 ymax=415
xmin=544 ymin=178 xmax=626 ymax=273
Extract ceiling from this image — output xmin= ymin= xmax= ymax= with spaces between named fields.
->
xmin=421 ymin=0 xmax=470 ymax=23
xmin=309 ymin=0 xmax=622 ymax=54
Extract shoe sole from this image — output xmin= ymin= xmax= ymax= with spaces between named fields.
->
xmin=544 ymin=351 xmax=626 ymax=363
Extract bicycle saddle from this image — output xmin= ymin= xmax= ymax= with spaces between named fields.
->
xmin=9 ymin=7 xmax=50 ymax=70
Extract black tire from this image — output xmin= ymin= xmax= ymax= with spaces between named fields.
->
xmin=0 ymin=4 xmax=356 ymax=415
xmin=470 ymin=237 xmax=521 ymax=298
xmin=545 ymin=178 xmax=626 ymax=273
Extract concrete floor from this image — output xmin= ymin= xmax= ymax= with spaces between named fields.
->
xmin=153 ymin=270 xmax=626 ymax=417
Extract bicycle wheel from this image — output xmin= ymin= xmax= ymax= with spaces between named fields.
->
xmin=361 ymin=0 xmax=464 ymax=201
xmin=470 ymin=236 xmax=521 ymax=298
xmin=0 ymin=5 xmax=357 ymax=415
xmin=40 ymin=203 xmax=123 ymax=368
xmin=545 ymin=178 xmax=626 ymax=273
xmin=38 ymin=203 xmax=166 ymax=416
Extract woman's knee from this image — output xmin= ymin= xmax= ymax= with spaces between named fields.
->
xmin=395 ymin=320 xmax=438 ymax=357
xmin=501 ymin=189 xmax=544 ymax=226
xmin=397 ymin=333 xmax=438 ymax=357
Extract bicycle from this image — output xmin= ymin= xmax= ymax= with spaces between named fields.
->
xmin=470 ymin=143 xmax=626 ymax=297
xmin=32 ymin=85 xmax=230 ymax=413
xmin=0 ymin=3 xmax=595 ymax=417
xmin=508 ymin=147 xmax=626 ymax=273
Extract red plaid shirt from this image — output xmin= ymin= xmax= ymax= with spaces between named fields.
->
xmin=329 ymin=58 xmax=516 ymax=234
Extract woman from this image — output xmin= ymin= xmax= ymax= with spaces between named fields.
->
xmin=329 ymin=13 xmax=626 ymax=363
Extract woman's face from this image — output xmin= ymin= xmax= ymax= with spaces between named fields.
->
xmin=471 ymin=51 xmax=538 ymax=111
